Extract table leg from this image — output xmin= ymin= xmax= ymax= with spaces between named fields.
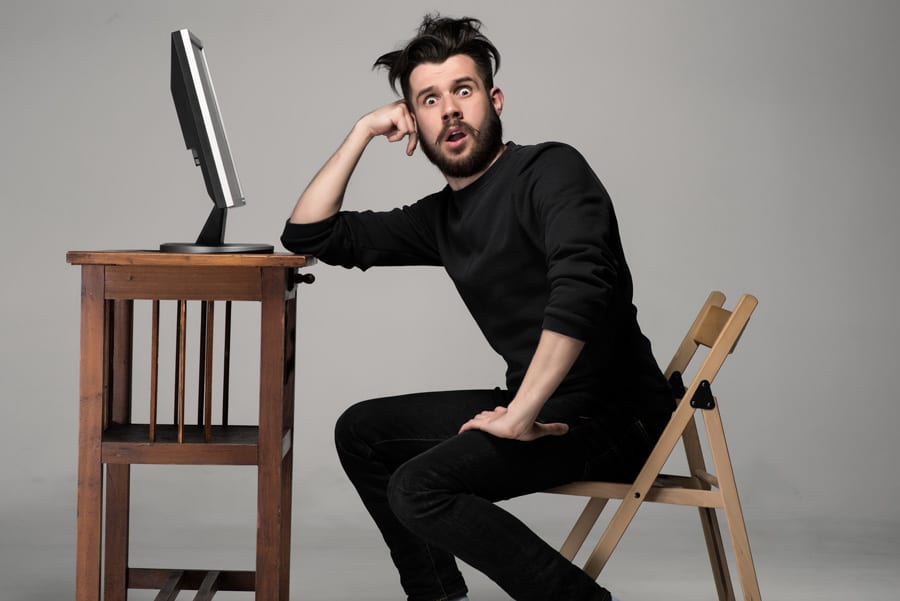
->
xmin=76 ymin=265 xmax=105 ymax=601
xmin=257 ymin=268 xmax=290 ymax=600
xmin=105 ymin=300 xmax=133 ymax=600
xmin=279 ymin=294 xmax=297 ymax=599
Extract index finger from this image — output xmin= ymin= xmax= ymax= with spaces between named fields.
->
xmin=405 ymin=112 xmax=418 ymax=156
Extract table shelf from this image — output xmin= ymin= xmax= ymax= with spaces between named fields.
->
xmin=101 ymin=424 xmax=270 ymax=465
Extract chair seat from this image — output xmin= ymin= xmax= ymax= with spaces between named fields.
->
xmin=547 ymin=474 xmax=724 ymax=509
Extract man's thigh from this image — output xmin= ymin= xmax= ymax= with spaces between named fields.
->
xmin=394 ymin=426 xmax=589 ymax=503
xmin=336 ymin=388 xmax=510 ymax=470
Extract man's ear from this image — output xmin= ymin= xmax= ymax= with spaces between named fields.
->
xmin=490 ymin=87 xmax=505 ymax=115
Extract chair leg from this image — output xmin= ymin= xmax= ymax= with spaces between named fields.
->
xmin=698 ymin=506 xmax=736 ymax=601
xmin=560 ymin=497 xmax=608 ymax=561
xmin=681 ymin=415 xmax=735 ymax=601
xmin=704 ymin=408 xmax=762 ymax=601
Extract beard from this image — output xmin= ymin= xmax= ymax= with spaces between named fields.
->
xmin=419 ymin=107 xmax=504 ymax=179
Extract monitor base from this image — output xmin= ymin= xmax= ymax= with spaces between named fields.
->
xmin=160 ymin=242 xmax=274 ymax=254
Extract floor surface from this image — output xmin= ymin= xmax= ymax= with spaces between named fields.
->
xmin=3 ymin=492 xmax=898 ymax=600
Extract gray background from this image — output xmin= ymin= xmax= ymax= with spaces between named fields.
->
xmin=1 ymin=1 xmax=898 ymax=599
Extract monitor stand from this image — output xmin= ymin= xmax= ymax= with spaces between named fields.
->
xmin=160 ymin=206 xmax=274 ymax=254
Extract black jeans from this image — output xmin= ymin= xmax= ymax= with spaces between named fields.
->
xmin=334 ymin=388 xmax=665 ymax=601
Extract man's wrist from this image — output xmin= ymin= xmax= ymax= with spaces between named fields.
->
xmin=505 ymin=398 xmax=540 ymax=431
xmin=351 ymin=116 xmax=378 ymax=144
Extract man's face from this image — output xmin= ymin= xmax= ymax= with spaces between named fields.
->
xmin=407 ymin=54 xmax=504 ymax=179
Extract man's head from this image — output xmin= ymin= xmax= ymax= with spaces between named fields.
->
xmin=374 ymin=16 xmax=506 ymax=183
xmin=374 ymin=15 xmax=500 ymax=106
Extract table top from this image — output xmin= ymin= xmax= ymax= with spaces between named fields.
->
xmin=67 ymin=250 xmax=315 ymax=268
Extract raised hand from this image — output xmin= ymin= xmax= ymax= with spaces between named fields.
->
xmin=359 ymin=100 xmax=418 ymax=156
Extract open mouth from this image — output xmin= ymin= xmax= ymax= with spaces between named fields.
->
xmin=441 ymin=123 xmax=470 ymax=146
xmin=447 ymin=131 xmax=466 ymax=142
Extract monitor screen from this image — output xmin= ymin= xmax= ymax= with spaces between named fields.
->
xmin=163 ymin=29 xmax=271 ymax=253
xmin=171 ymin=28 xmax=244 ymax=209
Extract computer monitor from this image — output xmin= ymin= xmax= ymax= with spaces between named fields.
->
xmin=162 ymin=28 xmax=273 ymax=253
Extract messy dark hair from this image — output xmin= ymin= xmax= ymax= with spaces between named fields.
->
xmin=373 ymin=14 xmax=501 ymax=104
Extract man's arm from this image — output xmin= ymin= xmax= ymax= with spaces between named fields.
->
xmin=289 ymin=100 xmax=418 ymax=224
xmin=459 ymin=329 xmax=585 ymax=441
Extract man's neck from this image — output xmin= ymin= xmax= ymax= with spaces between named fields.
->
xmin=444 ymin=144 xmax=507 ymax=192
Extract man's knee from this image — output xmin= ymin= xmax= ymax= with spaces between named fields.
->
xmin=387 ymin=458 xmax=447 ymax=532
xmin=334 ymin=399 xmax=375 ymax=458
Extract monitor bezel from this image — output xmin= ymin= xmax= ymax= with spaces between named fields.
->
xmin=171 ymin=28 xmax=245 ymax=209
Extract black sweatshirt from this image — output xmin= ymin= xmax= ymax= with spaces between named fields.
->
xmin=282 ymin=142 xmax=673 ymax=419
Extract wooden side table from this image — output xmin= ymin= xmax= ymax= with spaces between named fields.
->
xmin=67 ymin=251 xmax=314 ymax=601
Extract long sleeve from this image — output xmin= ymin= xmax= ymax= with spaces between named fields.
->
xmin=524 ymin=144 xmax=627 ymax=341
xmin=281 ymin=192 xmax=445 ymax=270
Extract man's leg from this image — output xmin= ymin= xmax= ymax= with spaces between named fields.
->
xmin=384 ymin=399 xmax=646 ymax=601
xmin=334 ymin=389 xmax=508 ymax=601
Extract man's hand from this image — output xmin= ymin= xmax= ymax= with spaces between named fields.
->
xmin=359 ymin=100 xmax=418 ymax=156
xmin=458 ymin=330 xmax=584 ymax=442
xmin=459 ymin=405 xmax=569 ymax=442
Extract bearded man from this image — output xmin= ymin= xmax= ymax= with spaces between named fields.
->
xmin=282 ymin=15 xmax=673 ymax=601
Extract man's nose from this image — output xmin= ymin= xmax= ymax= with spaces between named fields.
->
xmin=442 ymin=99 xmax=462 ymax=121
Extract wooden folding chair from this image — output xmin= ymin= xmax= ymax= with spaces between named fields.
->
xmin=546 ymin=291 xmax=761 ymax=600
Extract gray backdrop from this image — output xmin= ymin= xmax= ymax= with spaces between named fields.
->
xmin=2 ymin=1 xmax=898 ymax=599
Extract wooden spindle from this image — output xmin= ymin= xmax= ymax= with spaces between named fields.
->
xmin=176 ymin=300 xmax=187 ymax=444
xmin=149 ymin=300 xmax=160 ymax=442
xmin=203 ymin=302 xmax=215 ymax=442
xmin=222 ymin=301 xmax=232 ymax=427
xmin=197 ymin=302 xmax=208 ymax=428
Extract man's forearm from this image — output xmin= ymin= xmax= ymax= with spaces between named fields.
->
xmin=289 ymin=123 xmax=374 ymax=224
xmin=289 ymin=101 xmax=419 ymax=225
xmin=507 ymin=330 xmax=585 ymax=429
xmin=458 ymin=329 xmax=584 ymax=440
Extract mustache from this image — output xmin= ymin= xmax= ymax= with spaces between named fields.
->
xmin=436 ymin=120 xmax=480 ymax=146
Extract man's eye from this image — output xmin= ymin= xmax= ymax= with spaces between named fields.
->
xmin=424 ymin=96 xmax=438 ymax=106
xmin=458 ymin=87 xmax=472 ymax=96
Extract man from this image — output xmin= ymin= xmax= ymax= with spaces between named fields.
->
xmin=282 ymin=15 xmax=673 ymax=601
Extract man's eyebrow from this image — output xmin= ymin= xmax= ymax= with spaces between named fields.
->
xmin=414 ymin=77 xmax=480 ymax=103
xmin=415 ymin=85 xmax=437 ymax=104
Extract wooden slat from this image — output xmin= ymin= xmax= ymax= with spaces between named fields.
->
xmin=128 ymin=568 xmax=255 ymax=592
xmin=222 ymin=301 xmax=232 ymax=426
xmin=548 ymin=481 xmax=723 ymax=508
xmin=204 ymin=302 xmax=215 ymax=442
xmin=694 ymin=469 xmax=720 ymax=489
xmin=176 ymin=301 xmax=187 ymax=444
xmin=193 ymin=571 xmax=221 ymax=601
xmin=149 ymin=300 xmax=160 ymax=442
xmin=691 ymin=304 xmax=732 ymax=349
xmin=197 ymin=302 xmax=208 ymax=428
xmin=110 ymin=300 xmax=133 ymax=424
xmin=153 ymin=571 xmax=185 ymax=601
xmin=664 ymin=291 xmax=726 ymax=377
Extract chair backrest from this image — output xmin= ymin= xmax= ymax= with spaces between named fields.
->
xmin=663 ymin=291 xmax=757 ymax=407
